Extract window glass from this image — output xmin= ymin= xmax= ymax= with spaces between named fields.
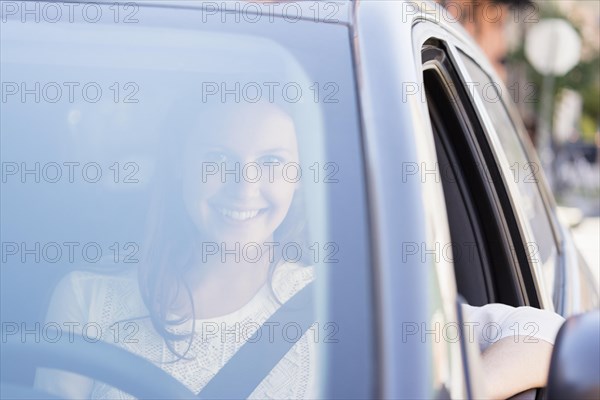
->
xmin=1 ymin=5 xmax=371 ymax=399
xmin=458 ymin=52 xmax=558 ymax=305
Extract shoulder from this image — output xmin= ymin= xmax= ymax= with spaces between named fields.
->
xmin=271 ymin=263 xmax=314 ymax=303
xmin=54 ymin=267 xmax=138 ymax=296
xmin=49 ymin=267 xmax=142 ymax=319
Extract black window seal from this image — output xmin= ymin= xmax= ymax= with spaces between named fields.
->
xmin=422 ymin=41 xmax=540 ymax=308
xmin=426 ymin=74 xmax=497 ymax=304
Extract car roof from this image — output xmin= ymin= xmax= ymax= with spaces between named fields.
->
xmin=42 ymin=0 xmax=455 ymax=27
xmin=90 ymin=0 xmax=357 ymax=25
xmin=122 ymin=0 xmax=477 ymax=45
xmin=20 ymin=0 xmax=474 ymax=43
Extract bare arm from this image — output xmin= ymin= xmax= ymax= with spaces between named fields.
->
xmin=462 ymin=303 xmax=565 ymax=399
xmin=481 ymin=336 xmax=554 ymax=399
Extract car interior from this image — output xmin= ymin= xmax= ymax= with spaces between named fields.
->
xmin=421 ymin=41 xmax=540 ymax=309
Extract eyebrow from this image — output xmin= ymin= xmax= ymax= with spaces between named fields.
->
xmin=258 ymin=148 xmax=294 ymax=156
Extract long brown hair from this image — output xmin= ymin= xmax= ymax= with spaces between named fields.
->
xmin=138 ymin=102 xmax=310 ymax=360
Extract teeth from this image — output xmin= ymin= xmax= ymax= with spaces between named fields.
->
xmin=218 ymin=208 xmax=260 ymax=221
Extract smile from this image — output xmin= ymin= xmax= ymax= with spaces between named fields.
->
xmin=217 ymin=207 xmax=265 ymax=221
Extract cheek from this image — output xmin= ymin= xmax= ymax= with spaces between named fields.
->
xmin=182 ymin=174 xmax=221 ymax=214
xmin=264 ymin=181 xmax=297 ymax=215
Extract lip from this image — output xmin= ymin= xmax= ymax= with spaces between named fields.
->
xmin=211 ymin=204 xmax=268 ymax=222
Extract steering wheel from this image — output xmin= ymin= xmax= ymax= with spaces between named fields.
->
xmin=0 ymin=329 xmax=197 ymax=399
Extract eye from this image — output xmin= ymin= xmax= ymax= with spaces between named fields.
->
xmin=258 ymin=155 xmax=285 ymax=165
xmin=204 ymin=151 xmax=228 ymax=163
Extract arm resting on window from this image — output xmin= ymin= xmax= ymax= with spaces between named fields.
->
xmin=481 ymin=336 xmax=554 ymax=399
xmin=462 ymin=303 xmax=565 ymax=399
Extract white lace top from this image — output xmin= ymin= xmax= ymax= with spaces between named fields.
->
xmin=35 ymin=263 xmax=317 ymax=400
xmin=35 ymin=264 xmax=565 ymax=399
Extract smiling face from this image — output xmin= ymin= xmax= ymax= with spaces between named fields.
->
xmin=182 ymin=103 xmax=300 ymax=246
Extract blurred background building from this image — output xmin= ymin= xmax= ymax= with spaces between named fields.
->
xmin=437 ymin=0 xmax=600 ymax=285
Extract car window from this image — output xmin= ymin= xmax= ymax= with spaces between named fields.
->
xmin=422 ymin=43 xmax=526 ymax=308
xmin=0 ymin=3 xmax=373 ymax=399
xmin=456 ymin=52 xmax=559 ymax=309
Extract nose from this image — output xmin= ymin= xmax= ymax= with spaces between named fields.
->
xmin=223 ymin=163 xmax=261 ymax=199
xmin=227 ymin=179 xmax=260 ymax=199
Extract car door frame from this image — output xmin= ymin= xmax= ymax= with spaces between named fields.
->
xmin=411 ymin=14 xmax=562 ymax=312
xmin=353 ymin=2 xmax=479 ymax=398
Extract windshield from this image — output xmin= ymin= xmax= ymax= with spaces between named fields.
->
xmin=0 ymin=2 xmax=373 ymax=398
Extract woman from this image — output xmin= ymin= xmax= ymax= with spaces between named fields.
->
xmin=35 ymin=101 xmax=317 ymax=399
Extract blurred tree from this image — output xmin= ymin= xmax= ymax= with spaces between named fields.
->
xmin=439 ymin=0 xmax=532 ymax=81
xmin=508 ymin=2 xmax=600 ymax=144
